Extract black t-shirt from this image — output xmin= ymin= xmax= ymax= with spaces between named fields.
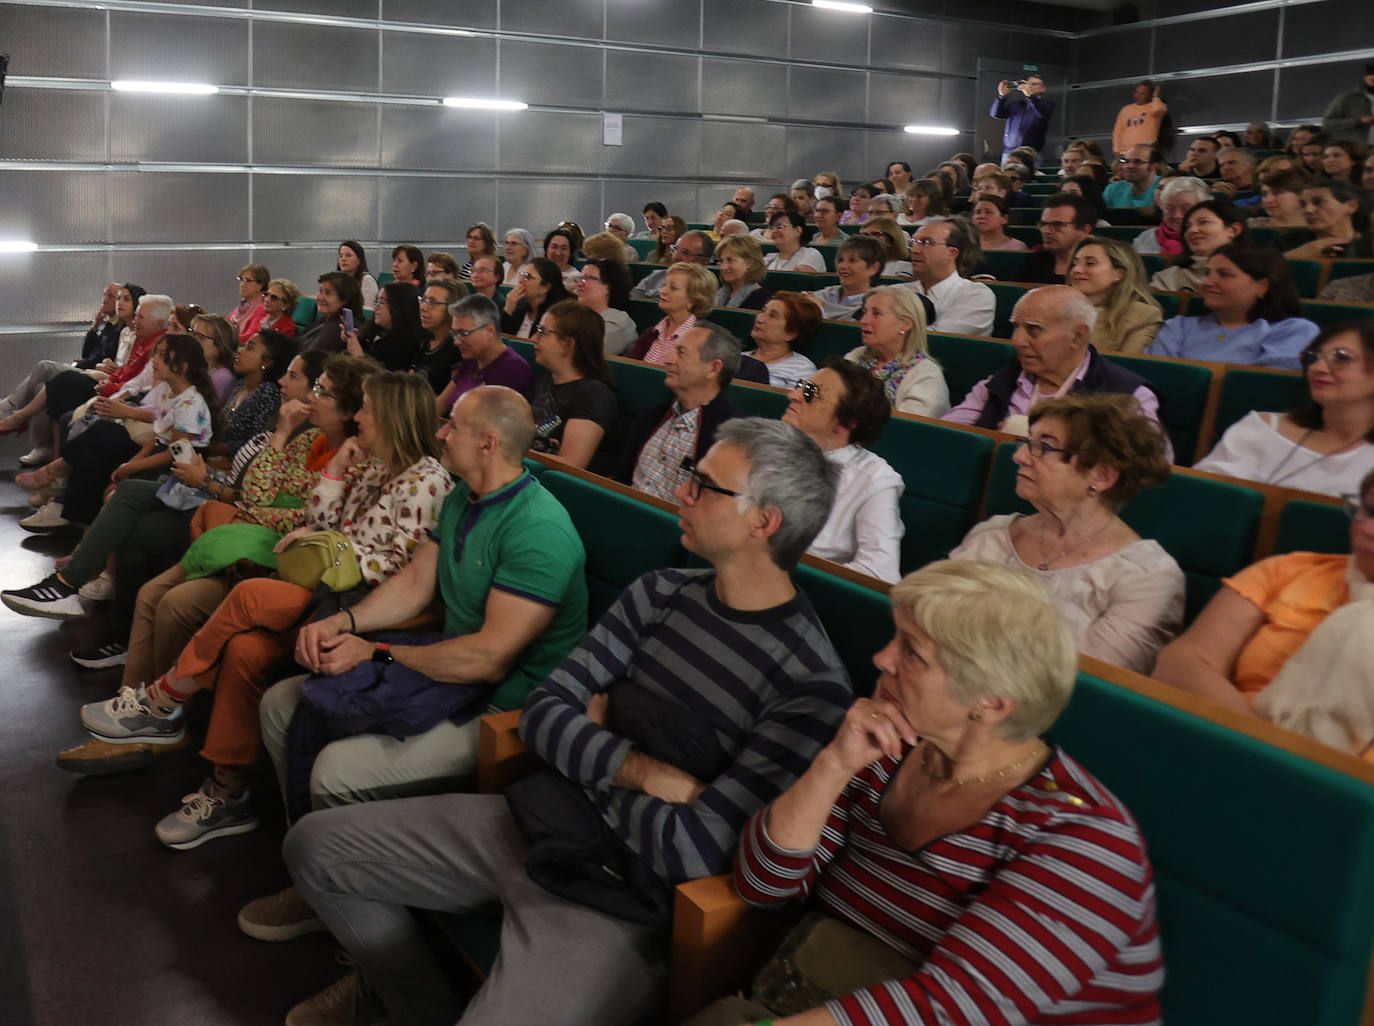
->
xmin=414 ymin=334 xmax=459 ymax=395
xmin=530 ymin=373 xmax=620 ymax=458
xmin=1017 ymin=248 xmax=1062 ymax=284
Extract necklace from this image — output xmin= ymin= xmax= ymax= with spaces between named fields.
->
xmin=920 ymin=740 xmax=1049 ymax=787
xmin=1265 ymin=426 xmax=1368 ymax=486
xmin=1035 ymin=513 xmax=1116 ymax=571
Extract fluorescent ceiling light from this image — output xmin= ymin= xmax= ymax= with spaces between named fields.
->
xmin=812 ymin=0 xmax=873 ymax=12
xmin=442 ymin=96 xmax=528 ymax=111
xmin=904 ymin=125 xmax=960 ymax=136
xmin=0 ymin=241 xmax=38 ymax=253
xmin=111 ymin=81 xmax=219 ymax=95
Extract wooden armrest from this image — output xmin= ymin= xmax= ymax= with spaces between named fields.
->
xmin=477 ymin=710 xmax=545 ymax=794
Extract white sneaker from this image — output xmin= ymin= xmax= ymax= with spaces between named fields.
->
xmin=19 ymin=500 xmax=72 ymax=533
xmin=78 ymin=570 xmax=114 ymax=602
xmin=18 ymin=446 xmax=54 ymax=467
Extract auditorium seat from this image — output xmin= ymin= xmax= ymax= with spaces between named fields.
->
xmin=1204 ymin=365 xmax=1308 ymax=449
xmin=1274 ymin=495 xmax=1351 ymax=556
xmin=292 ymin=296 xmax=317 ymax=331
xmin=926 ymin=332 xmax=1014 ymax=404
xmin=627 ymin=238 xmax=656 ymax=260
xmin=1301 ymin=299 xmax=1374 ymax=330
xmin=1324 ymin=258 xmax=1374 ymax=288
xmin=986 ymin=281 xmax=1028 ymax=337
xmin=1103 ymin=352 xmax=1216 ymax=465
xmin=979 ymin=250 xmax=1028 ymax=281
xmin=1287 ymin=259 xmax=1324 ymax=299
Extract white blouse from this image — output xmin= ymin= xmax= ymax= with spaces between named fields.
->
xmin=1195 ymin=412 xmax=1374 ymax=497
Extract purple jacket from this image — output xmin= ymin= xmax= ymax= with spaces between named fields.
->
xmin=989 ymin=92 xmax=1055 ymax=152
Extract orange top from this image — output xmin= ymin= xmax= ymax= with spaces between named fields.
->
xmin=1112 ymin=98 xmax=1168 ymax=155
xmin=1223 ymin=552 xmax=1350 ymax=697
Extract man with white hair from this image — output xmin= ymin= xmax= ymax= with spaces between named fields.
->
xmin=1212 ymin=148 xmax=1259 ymax=202
xmin=942 ymin=285 xmax=1165 ymax=444
xmin=604 ymin=213 xmax=638 ymax=261
xmin=719 ymin=219 xmax=749 ymax=237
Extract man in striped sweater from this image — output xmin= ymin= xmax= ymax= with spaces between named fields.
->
xmin=282 ymin=418 xmax=854 ymax=1026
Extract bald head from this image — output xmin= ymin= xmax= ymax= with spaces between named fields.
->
xmin=1019 ymin=285 xmax=1097 ymax=334
xmin=458 ymin=385 xmax=535 ymax=462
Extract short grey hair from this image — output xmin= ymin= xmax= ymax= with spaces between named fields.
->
xmin=714 ymin=418 xmax=839 ymax=571
xmin=1219 ymin=147 xmax=1257 ymax=167
xmin=927 ymin=215 xmax=981 ymax=277
xmin=449 ymin=292 xmax=500 ymax=330
xmin=1018 ymin=284 xmax=1098 ymax=333
xmin=891 ymin=560 xmax=1077 ymax=741
xmin=1159 ymin=176 xmax=1212 ymax=206
xmin=720 ymin=219 xmax=749 ymax=236
xmin=790 ymin=178 xmax=813 ymax=193
xmin=868 ymin=193 xmax=902 ymax=213
xmin=607 ymin=212 xmax=635 ymax=233
xmin=138 ymin=293 xmax=173 ymax=325
xmin=694 ymin=321 xmax=742 ymax=387
xmin=1002 ymin=161 xmax=1030 ymax=180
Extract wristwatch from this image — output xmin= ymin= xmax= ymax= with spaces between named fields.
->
xmin=371 ymin=642 xmax=394 ymax=665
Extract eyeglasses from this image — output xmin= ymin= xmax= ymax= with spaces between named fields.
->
xmin=1118 ymin=158 xmax=1150 ymax=166
xmin=669 ymin=245 xmax=702 ymax=260
xmin=265 ymin=292 xmax=287 ymax=303
xmin=1300 ymin=346 xmax=1358 ymax=369
xmin=419 ymin=296 xmax=448 ymax=307
xmin=577 ymin=274 xmax=603 ymax=285
xmin=530 ymin=325 xmax=567 ymax=341
xmin=1341 ymin=494 xmax=1374 ymax=522
xmin=911 ymin=237 xmax=948 ymax=248
xmin=1016 ymin=436 xmax=1080 ymax=461
xmin=1039 ymin=220 xmax=1079 ymax=231
xmin=798 ymin=379 xmax=827 ymax=404
xmin=518 ymin=272 xmax=536 ymax=282
xmin=235 ymin=276 xmax=258 ymax=284
xmin=453 ymin=325 xmax=486 ymax=339
xmin=679 ymin=458 xmax=744 ymax=501
xmin=190 ymin=330 xmax=215 ymax=343
xmin=312 ymin=383 xmax=336 ymax=400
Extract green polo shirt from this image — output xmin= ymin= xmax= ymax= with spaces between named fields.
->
xmin=435 ymin=470 xmax=587 ymax=710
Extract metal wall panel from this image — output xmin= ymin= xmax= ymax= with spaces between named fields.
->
xmin=1073 ymin=28 xmax=1148 ymax=84
xmin=869 ymin=15 xmax=942 ymax=74
xmin=117 ymin=249 xmax=250 ymax=313
xmin=1153 ymin=11 xmax=1279 ymax=75
xmin=252 ymin=97 xmax=380 ymax=168
xmin=253 ymin=175 xmax=379 ymax=243
xmin=0 ymin=251 xmax=107 ymax=324
xmin=379 ymin=178 xmax=489 ymax=243
xmin=0 ymin=89 xmax=106 ymax=163
xmin=131 ymin=0 xmax=247 ymax=6
xmin=1015 ymin=33 xmax=1073 ymax=69
xmin=941 ymin=24 xmax=1012 ymax=75
xmin=604 ymin=0 xmax=700 ymax=48
xmin=109 ymin=12 xmax=250 ymax=87
xmin=785 ymin=126 xmax=869 ymax=184
xmin=498 ymin=111 xmax=603 ymax=175
xmin=1166 ymin=70 xmax=1276 ymax=127
xmin=497 ymin=39 xmax=604 ymax=109
xmin=110 ymin=172 xmax=248 ymax=243
xmin=252 ymin=246 xmax=344 ymax=298
xmin=601 ymin=116 xmax=701 ymax=178
xmin=1067 ymin=85 xmax=1130 ymax=137
xmin=0 ymin=171 xmax=108 ymax=244
xmin=604 ymin=50 xmax=700 ymax=115
xmin=701 ymin=58 xmax=787 ymax=120
xmin=499 ymin=0 xmax=604 ymax=41
xmin=0 ymin=3 xmax=105 ymax=78
xmin=789 ymin=6 xmax=870 ymax=67
xmin=868 ymin=72 xmax=941 ymax=128
xmin=601 ymin=182 xmax=702 ymax=227
xmin=381 ymin=32 xmax=496 ymax=97
xmin=252 ymin=22 xmax=379 ymax=93
xmin=380 ymin=106 xmax=497 ymax=171
xmin=699 ymin=121 xmax=787 ymax=181
xmin=786 ymin=66 xmax=868 ymax=123
xmin=383 ymin=0 xmax=496 ymax=28
xmin=1276 ymin=62 xmax=1356 ymax=122
xmin=1284 ymin=1 xmax=1374 ymax=60
xmin=496 ymin=180 xmax=603 ymax=242
xmin=110 ymin=94 xmax=249 ymax=165
xmin=702 ymin=0 xmax=787 ymax=60
xmin=254 ymin=0 xmax=378 ymax=16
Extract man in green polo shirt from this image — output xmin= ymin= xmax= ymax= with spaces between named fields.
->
xmin=237 ymin=385 xmax=587 ymax=942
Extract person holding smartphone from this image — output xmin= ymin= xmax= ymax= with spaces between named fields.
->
xmin=298 ymin=272 xmax=363 ymax=353
xmin=989 ymin=74 xmax=1054 ymax=156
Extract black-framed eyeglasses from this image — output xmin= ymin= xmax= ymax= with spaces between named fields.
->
xmin=190 ymin=329 xmax=215 ymax=343
xmin=679 ymin=457 xmax=743 ymax=501
xmin=1300 ymin=346 xmax=1358 ymax=369
xmin=419 ymin=295 xmax=448 ymax=307
xmin=799 ymin=379 xmax=825 ymax=404
xmin=1341 ymin=494 xmax=1374 ymax=522
xmin=265 ymin=292 xmax=287 ymax=303
xmin=1016 ymin=436 xmax=1080 ymax=461
xmin=530 ymin=325 xmax=567 ymax=341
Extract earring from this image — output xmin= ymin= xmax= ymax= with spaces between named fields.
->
xmin=970 ymin=711 xmax=983 ymax=722
xmin=1087 ymin=485 xmax=1097 ymax=495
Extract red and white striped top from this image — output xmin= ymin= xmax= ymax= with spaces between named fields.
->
xmin=735 ymin=746 xmax=1164 ymax=1026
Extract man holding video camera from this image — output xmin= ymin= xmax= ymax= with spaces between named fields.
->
xmin=990 ymin=74 xmax=1054 ymax=157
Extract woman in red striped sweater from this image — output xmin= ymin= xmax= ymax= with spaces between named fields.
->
xmin=711 ymin=559 xmax=1163 ymax=1026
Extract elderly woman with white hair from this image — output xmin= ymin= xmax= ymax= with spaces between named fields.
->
xmin=603 ymin=213 xmax=639 ymax=262
xmin=691 ymin=559 xmax=1163 ymax=1026
xmin=501 ymin=228 xmax=536 ymax=286
xmin=1133 ymin=176 xmax=1212 ymax=256
xmin=846 ymin=286 xmax=949 ymax=417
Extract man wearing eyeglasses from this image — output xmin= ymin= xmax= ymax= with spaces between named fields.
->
xmin=1103 ymin=144 xmax=1162 ymax=208
xmin=285 ymin=415 xmax=850 ymax=1026
xmin=630 ymin=231 xmax=714 ymax=299
xmin=434 ymin=294 xmax=533 ymax=416
xmin=1018 ymin=193 xmax=1097 ymax=284
xmin=900 ymin=218 xmax=996 ymax=337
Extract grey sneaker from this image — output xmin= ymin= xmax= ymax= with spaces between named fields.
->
xmin=154 ymin=779 xmax=259 ymax=851
xmin=80 ymin=685 xmax=184 ymax=745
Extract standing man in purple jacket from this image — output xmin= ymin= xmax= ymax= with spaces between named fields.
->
xmin=990 ymin=74 xmax=1055 ymax=157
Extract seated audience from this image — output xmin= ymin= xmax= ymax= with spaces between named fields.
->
xmin=897 ymin=179 xmax=946 ymax=227
xmin=1212 ymin=147 xmax=1260 ymax=201
xmin=707 ymin=559 xmax=1162 ymax=1026
xmin=542 ymin=227 xmax=582 ymax=288
xmin=468 ymin=254 xmax=503 ymax=301
xmin=348 ymin=281 xmax=425 ymax=370
xmin=1058 ymin=143 xmax=1086 ymax=178
xmin=719 ymin=218 xmax=749 ymax=238
xmin=1300 ymin=133 xmax=1332 ymax=174
xmin=1153 ymin=468 xmax=1374 ymax=755
xmin=630 ymin=231 xmax=712 ymax=300
xmin=1068 ymin=237 xmax=1164 ymax=355
xmin=847 ymin=286 xmax=950 ymax=417
xmin=425 ymin=252 xmax=458 ymax=282
xmin=226 ymin=264 xmax=269 ymax=345
xmin=1147 ymin=244 xmax=1320 ymax=369
xmin=804 ymin=234 xmax=886 ymax=320
xmin=744 ymin=291 xmax=820 ymax=389
xmin=1133 ymin=176 xmax=1212 ymax=255
xmin=575 ymin=258 xmax=637 ymax=356
xmin=1246 ymin=121 xmax=1275 ymax=148
xmin=885 ymin=160 xmax=913 ymax=193
xmin=713 ymin=235 xmax=773 ymax=310
xmin=1060 ymin=174 xmax=1112 ymax=225
xmin=811 ymin=194 xmax=846 ymax=246
xmin=1364 ymin=150 xmax=1374 ymax=190
xmin=459 ymin=223 xmax=497 ymax=279
xmin=580 ymin=230 xmax=631 ymax=266
xmin=628 ymin=262 xmax=717 ymax=365
xmin=72 ymin=371 xmax=451 ymax=848
xmin=709 ymin=202 xmax=743 ymax=241
xmin=790 ymin=178 xmax=815 ymax=220
xmin=502 ymin=258 xmax=571 ymax=339
xmin=649 ymin=215 xmax=688 ymax=264
xmin=601 ymin=214 xmax=640 ymax=262
xmin=634 ymin=201 xmax=667 ymax=239
xmin=1195 ymin=321 xmax=1374 ymax=495
xmin=1180 ymin=135 xmax=1223 ymax=180
xmin=952 ymin=394 xmax=1181 ymax=671
xmin=781 ymin=358 xmax=903 ymax=581
xmin=1323 ymin=139 xmax=1367 ymax=186
xmin=436 ymin=294 xmax=533 ymax=415
xmin=622 ymin=322 xmax=745 ymax=500
xmin=415 ymin=277 xmax=468 ymax=395
xmin=732 ymin=185 xmax=756 ymax=215
xmin=528 ymin=300 xmax=620 ymax=472
xmin=1282 ymin=179 xmax=1374 ymax=259
xmin=502 ymin=228 xmax=536 ymax=286
xmin=901 ymin=216 xmax=996 ymax=337
xmin=814 ymin=170 xmax=843 ymax=199
xmin=970 ymin=194 xmax=1026 ymax=251
xmin=840 ymin=184 xmax=873 ymax=225
xmin=945 ymin=285 xmax=1166 ymax=439
xmin=261 ymin=278 xmax=300 ymax=338
xmin=1020 ymin=193 xmax=1096 ymax=283
xmin=858 ymin=216 xmax=913 ymax=277
xmin=1248 ymin=168 xmax=1312 ymax=230
xmin=196 ymin=313 xmax=238 ymax=407
xmin=298 ymin=271 xmax=361 ymax=353
xmin=764 ymin=211 xmax=825 ymax=272
xmin=390 ymin=244 xmax=424 ymax=288
xmin=1104 ymin=144 xmax=1162 ymax=208
xmin=1149 ymin=199 xmax=1249 ymax=292
xmin=336 ymin=241 xmax=378 ymax=309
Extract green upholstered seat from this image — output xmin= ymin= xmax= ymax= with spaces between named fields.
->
xmin=1274 ymin=498 xmax=1351 ymax=556
xmin=763 ymin=270 xmax=837 ymax=293
xmin=1250 ymin=226 xmax=1279 ymax=246
xmin=925 ymin=333 xmax=1014 ymax=406
xmin=725 ymin=381 xmax=788 ymax=419
xmin=1208 ymin=367 xmax=1308 ymax=447
xmin=1287 ymin=259 xmax=1324 ymax=299
xmin=986 ymin=282 xmax=1028 ymax=338
xmin=1093 ymin=225 xmax=1148 ymax=242
xmin=1103 ymin=354 xmax=1214 ymax=466
xmin=627 ymin=238 xmax=656 ymax=260
xmin=1006 ymin=225 xmax=1040 ymax=247
xmin=1301 ymin=300 xmax=1374 ymax=330
xmin=1140 ymin=253 xmax=1167 ymax=277
xmin=792 ymin=562 xmax=890 ymax=699
xmin=606 ymin=357 xmax=670 ymax=418
xmin=1023 ymin=182 xmax=1059 ymax=195
xmin=291 ymin=296 xmax=317 ymax=332
xmin=376 ymin=271 xmax=394 ymax=286
xmin=627 ymin=261 xmax=659 ymax=285
xmin=809 ymin=320 xmax=862 ymax=364
xmin=1150 ymin=291 xmax=1181 ymax=318
xmin=1325 ymin=259 xmax=1374 ymax=284
xmin=628 ymin=298 xmax=664 ymax=333
xmin=811 ymin=245 xmax=839 ymax=271
xmin=979 ymin=250 xmax=1028 ymax=282
xmin=704 ymin=307 xmax=758 ymax=342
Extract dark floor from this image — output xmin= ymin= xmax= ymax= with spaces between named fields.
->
xmin=0 ymin=438 xmax=340 ymax=1026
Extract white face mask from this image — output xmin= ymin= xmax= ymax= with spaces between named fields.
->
xmin=814 ymin=186 xmax=833 ymax=200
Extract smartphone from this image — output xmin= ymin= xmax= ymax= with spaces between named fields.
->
xmin=340 ymin=308 xmax=355 ymax=333
xmin=170 ymin=440 xmax=194 ymax=464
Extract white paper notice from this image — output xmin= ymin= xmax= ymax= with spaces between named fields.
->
xmin=603 ymin=113 xmax=623 ymax=147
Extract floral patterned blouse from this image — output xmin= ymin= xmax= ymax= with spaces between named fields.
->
xmin=235 ymin=429 xmax=339 ymax=533
xmin=146 ymin=382 xmax=213 ymax=446
xmin=305 ymin=455 xmax=452 ymax=585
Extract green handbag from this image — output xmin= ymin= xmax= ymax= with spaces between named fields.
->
xmin=275 ymin=530 xmax=362 ymax=593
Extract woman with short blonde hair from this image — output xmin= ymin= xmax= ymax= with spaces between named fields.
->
xmin=845 ymin=285 xmax=949 ymax=416
xmin=627 ymin=262 xmax=717 ymax=364
xmin=714 ymin=234 xmax=771 ymax=310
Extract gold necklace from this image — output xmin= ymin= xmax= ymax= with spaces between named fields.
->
xmin=921 ymin=740 xmax=1048 ymax=787
xmin=1035 ymin=514 xmax=1116 ymax=571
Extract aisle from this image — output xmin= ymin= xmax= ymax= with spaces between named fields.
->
xmin=0 ymin=442 xmax=339 ymax=1026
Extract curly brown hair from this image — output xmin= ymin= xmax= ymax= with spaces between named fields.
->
xmin=1028 ymin=392 xmax=1170 ymax=508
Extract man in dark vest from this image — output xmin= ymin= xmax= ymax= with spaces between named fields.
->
xmin=941 ymin=285 xmax=1170 ymax=457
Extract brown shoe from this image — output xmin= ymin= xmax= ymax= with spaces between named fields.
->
xmin=55 ymin=734 xmax=191 ymax=775
xmin=239 ymin=885 xmax=327 ymax=942
xmin=286 ymin=958 xmax=388 ymax=1026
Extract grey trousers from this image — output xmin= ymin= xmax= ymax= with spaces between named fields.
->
xmin=1 ymin=358 xmax=68 ymax=446
xmin=284 ymin=794 xmax=668 ymax=1026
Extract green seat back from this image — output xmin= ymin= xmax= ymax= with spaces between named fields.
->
xmin=764 ymin=270 xmax=837 ymax=293
xmin=704 ymin=307 xmax=758 ymax=343
xmin=1023 ymin=182 xmax=1059 ymax=196
xmin=628 ymin=298 xmax=665 ymax=333
xmin=607 ymin=357 xmax=670 ymax=418
xmin=1250 ymin=226 xmax=1279 ymax=247
xmin=521 ymin=457 xmax=545 ymax=477
xmin=1210 ymin=368 xmax=1308 ymax=446
xmin=1006 ymin=226 xmax=1040 ymax=247
xmin=812 ymin=245 xmax=839 ymax=271
xmin=793 ymin=562 xmax=890 ymax=699
xmin=377 ymin=271 xmax=394 ymax=286
xmin=538 ymin=470 xmax=688 ymax=626
xmin=810 ymin=320 xmax=862 ymax=364
xmin=870 ymin=417 xmax=994 ymax=571
xmin=985 ymin=443 xmax=1264 ymax=621
xmin=726 ymin=381 xmax=788 ymax=419
xmin=1093 ymin=225 xmax=1147 ymax=242
xmin=506 ymin=336 xmax=534 ymax=365
xmin=980 ymin=250 xmax=1028 ymax=282
xmin=1057 ymin=672 xmax=1374 ymax=1026
xmin=1140 ymin=254 xmax=1167 ymax=277
xmin=1274 ymin=499 xmax=1351 ymax=556
xmin=628 ymin=261 xmax=659 ymax=285
xmin=986 ymin=282 xmax=1028 ymax=338
xmin=1150 ymin=292 xmax=1181 ymax=318
xmin=292 ymin=296 xmax=317 ymax=332
xmin=1301 ymin=300 xmax=1374 ymax=330
xmin=627 ymin=238 xmax=656 ymax=260
xmin=1103 ymin=354 xmax=1213 ymax=466
xmin=926 ymin=333 xmax=1014 ymax=406
xmin=1287 ymin=259 xmax=1324 ymax=299
xmin=1326 ymin=259 xmax=1374 ymax=284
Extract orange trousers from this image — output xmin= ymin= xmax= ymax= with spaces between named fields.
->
xmin=173 ymin=577 xmax=313 ymax=770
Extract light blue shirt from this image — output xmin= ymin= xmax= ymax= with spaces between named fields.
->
xmin=1146 ymin=314 xmax=1319 ymax=370
xmin=1103 ymin=176 xmax=1159 ymax=208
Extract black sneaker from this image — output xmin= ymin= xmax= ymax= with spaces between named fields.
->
xmin=70 ymin=638 xmax=129 ymax=669
xmin=1 ymin=574 xmax=83 ymax=619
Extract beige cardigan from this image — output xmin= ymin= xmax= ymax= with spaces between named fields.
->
xmin=1091 ymin=300 xmax=1164 ymax=355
